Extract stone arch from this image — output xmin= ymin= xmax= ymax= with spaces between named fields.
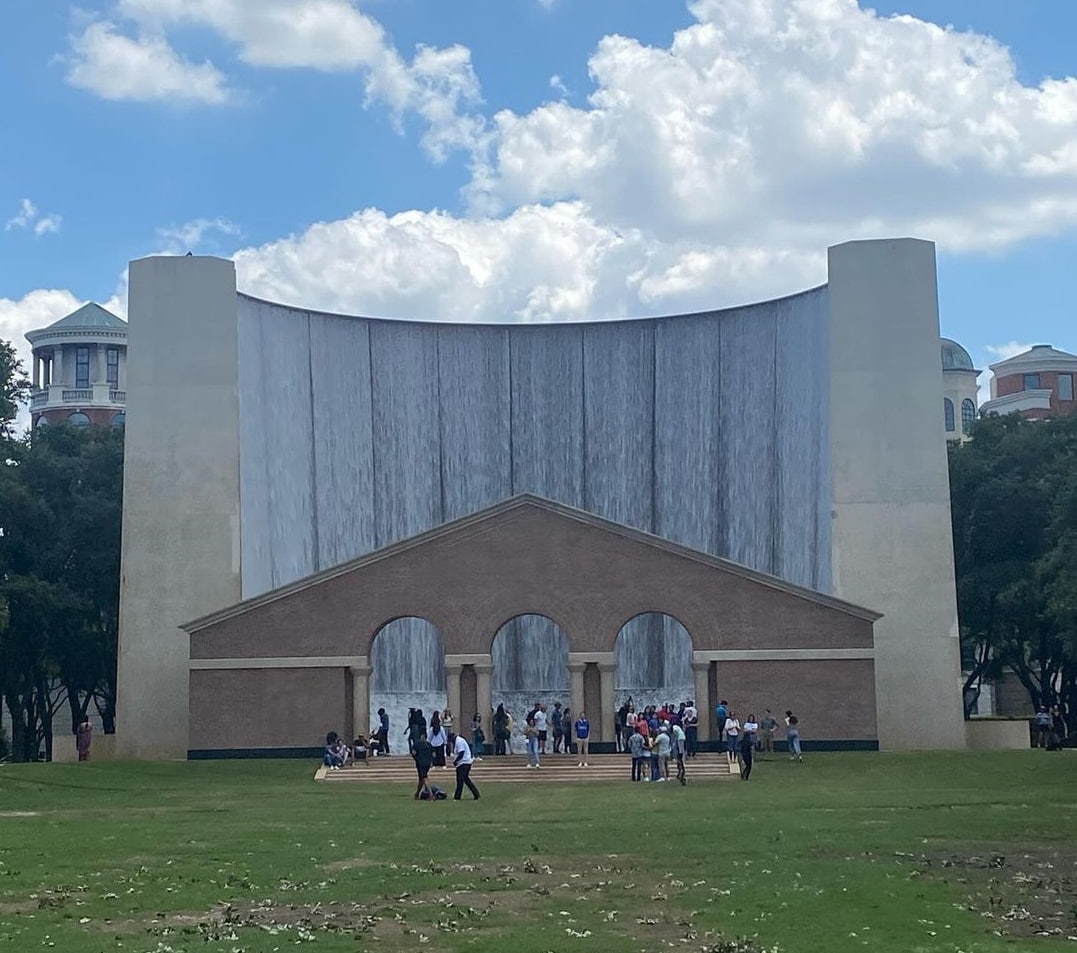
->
xmin=490 ymin=613 xmax=570 ymax=752
xmin=368 ymin=615 xmax=446 ymax=748
xmin=613 ymin=611 xmax=694 ymax=710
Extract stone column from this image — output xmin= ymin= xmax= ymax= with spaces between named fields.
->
xmin=350 ymin=663 xmax=372 ymax=741
xmin=445 ymin=663 xmax=463 ymax=726
xmin=568 ymin=661 xmax=586 ymax=721
xmin=692 ymin=661 xmax=711 ymax=742
xmin=97 ymin=343 xmax=108 ymax=384
xmin=53 ymin=347 xmax=63 ymax=385
xmin=598 ymin=662 xmax=616 ymax=742
xmin=32 ymin=356 xmax=40 ymax=390
xmin=475 ymin=662 xmax=493 ymax=726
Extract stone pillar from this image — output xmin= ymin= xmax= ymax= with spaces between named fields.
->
xmin=568 ymin=661 xmax=586 ymax=720
xmin=475 ymin=662 xmax=493 ymax=726
xmin=350 ymin=663 xmax=372 ymax=741
xmin=598 ymin=662 xmax=616 ymax=742
xmin=32 ymin=356 xmax=40 ymax=390
xmin=97 ymin=343 xmax=108 ymax=384
xmin=445 ymin=664 xmax=462 ymax=726
xmin=52 ymin=347 xmax=62 ymax=385
xmin=692 ymin=661 xmax=711 ymax=742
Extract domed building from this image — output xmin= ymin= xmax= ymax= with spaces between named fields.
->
xmin=25 ymin=303 xmax=128 ymax=429
xmin=941 ymin=338 xmax=979 ymax=441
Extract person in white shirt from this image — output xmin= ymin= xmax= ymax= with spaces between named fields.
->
xmin=723 ymin=711 xmax=741 ymax=766
xmin=534 ymin=704 xmax=549 ymax=754
xmin=451 ymin=733 xmax=481 ymax=800
xmin=683 ymin=701 xmax=698 ymax=757
xmin=671 ymin=722 xmax=687 ymax=785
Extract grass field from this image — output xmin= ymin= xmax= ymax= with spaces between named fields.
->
xmin=0 ymin=751 xmax=1075 ymax=953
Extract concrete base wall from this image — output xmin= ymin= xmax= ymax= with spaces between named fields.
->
xmin=827 ymin=240 xmax=965 ymax=749
xmin=51 ymin=734 xmax=120 ymax=762
xmin=965 ymin=719 xmax=1030 ymax=750
xmin=115 ymin=257 xmax=242 ymax=758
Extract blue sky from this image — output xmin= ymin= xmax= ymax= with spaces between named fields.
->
xmin=2 ymin=0 xmax=1076 ymax=385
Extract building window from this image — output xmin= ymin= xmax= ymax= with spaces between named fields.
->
xmin=944 ymin=398 xmax=955 ymax=432
xmin=67 ymin=412 xmax=90 ymax=427
xmin=75 ymin=347 xmax=90 ymax=389
xmin=107 ymin=348 xmax=119 ymax=388
xmin=111 ymin=412 xmax=126 ymax=428
xmin=1059 ymin=373 xmax=1074 ymax=401
xmin=961 ymin=399 xmax=976 ymax=435
xmin=1023 ymin=373 xmax=1040 ymax=391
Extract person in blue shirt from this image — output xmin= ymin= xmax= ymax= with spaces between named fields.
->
xmin=714 ymin=700 xmax=728 ymax=747
xmin=574 ymin=713 xmax=590 ymax=767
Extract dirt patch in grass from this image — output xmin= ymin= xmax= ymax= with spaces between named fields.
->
xmin=914 ymin=846 xmax=1077 ymax=941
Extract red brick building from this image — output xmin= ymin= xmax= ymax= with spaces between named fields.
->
xmin=981 ymin=344 xmax=1077 ymax=419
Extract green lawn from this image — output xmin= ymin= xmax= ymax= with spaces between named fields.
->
xmin=0 ymin=752 xmax=1075 ymax=953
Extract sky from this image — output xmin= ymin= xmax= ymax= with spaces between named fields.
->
xmin=2 ymin=0 xmax=1076 ymax=399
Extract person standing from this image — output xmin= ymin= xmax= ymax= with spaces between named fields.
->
xmin=562 ymin=706 xmax=573 ymax=756
xmin=723 ymin=710 xmax=741 ymax=766
xmin=534 ymin=704 xmax=549 ymax=755
xmin=739 ymin=731 xmax=754 ymax=780
xmin=470 ymin=713 xmax=485 ymax=760
xmin=413 ymin=732 xmax=435 ymax=799
xmin=759 ymin=710 xmax=779 ymax=759
xmin=615 ymin=703 xmax=628 ymax=753
xmin=743 ymin=713 xmax=759 ymax=751
xmin=1033 ymin=707 xmax=1051 ymax=748
xmin=451 ymin=732 xmax=481 ymax=800
xmin=493 ymin=704 xmax=509 ymax=756
xmin=524 ymin=719 xmax=541 ymax=768
xmin=628 ymin=724 xmax=646 ymax=781
xmin=671 ymin=721 xmax=687 ymax=785
xmin=655 ymin=724 xmax=672 ymax=781
xmin=683 ymin=700 xmax=698 ymax=758
xmin=785 ymin=710 xmax=803 ymax=762
xmin=551 ymin=702 xmax=564 ymax=753
xmin=715 ymin=700 xmax=728 ymax=748
xmin=574 ymin=712 xmax=590 ymax=766
xmin=429 ymin=720 xmax=448 ymax=768
xmin=76 ymin=717 xmax=93 ymax=762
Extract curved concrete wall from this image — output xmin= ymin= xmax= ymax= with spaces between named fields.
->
xmin=235 ymin=288 xmax=832 ymax=597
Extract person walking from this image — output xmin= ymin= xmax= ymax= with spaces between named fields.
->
xmin=574 ymin=712 xmax=590 ymax=766
xmin=785 ymin=710 xmax=803 ymax=762
xmin=671 ymin=721 xmax=687 ymax=785
xmin=451 ymin=732 xmax=481 ymax=800
xmin=655 ymin=724 xmax=672 ymax=781
xmin=739 ymin=731 xmax=754 ymax=780
xmin=413 ymin=732 xmax=435 ymax=799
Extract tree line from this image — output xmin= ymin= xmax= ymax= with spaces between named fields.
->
xmin=950 ymin=412 xmax=1077 ymax=729
xmin=1 ymin=341 xmax=122 ymax=761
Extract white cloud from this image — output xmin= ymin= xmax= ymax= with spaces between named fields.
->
xmin=155 ymin=217 xmax=241 ymax=254
xmin=22 ymin=0 xmax=1077 ymax=355
xmin=5 ymin=199 xmax=62 ymax=237
xmin=984 ymin=341 xmax=1035 ymax=361
xmin=66 ymin=20 xmax=232 ymax=104
xmin=78 ymin=1 xmax=483 ymax=158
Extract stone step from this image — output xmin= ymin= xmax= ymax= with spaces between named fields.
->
xmin=316 ymin=754 xmax=740 ymax=783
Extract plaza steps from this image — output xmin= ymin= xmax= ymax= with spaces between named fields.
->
xmin=315 ymin=752 xmax=739 ymax=783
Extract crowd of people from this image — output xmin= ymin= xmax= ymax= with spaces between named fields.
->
xmin=322 ymin=698 xmax=804 ymax=793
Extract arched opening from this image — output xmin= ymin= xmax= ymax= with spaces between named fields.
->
xmin=491 ymin=614 xmax=569 ymax=753
xmin=369 ymin=616 xmax=446 ymax=751
xmin=614 ymin=612 xmax=693 ymax=711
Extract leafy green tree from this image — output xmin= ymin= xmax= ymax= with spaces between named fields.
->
xmin=0 ymin=339 xmax=122 ymax=760
xmin=950 ymin=412 xmax=1077 ymax=729
xmin=0 ymin=340 xmax=29 ymax=440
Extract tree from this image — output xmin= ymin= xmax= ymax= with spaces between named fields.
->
xmin=949 ymin=412 xmax=1077 ymax=731
xmin=0 ymin=340 xmax=29 ymax=440
xmin=0 ymin=340 xmax=123 ymax=759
